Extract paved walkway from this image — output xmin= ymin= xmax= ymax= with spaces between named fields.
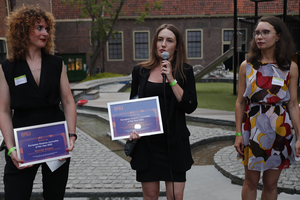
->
xmin=75 ymin=91 xmax=300 ymax=197
xmin=0 ymin=83 xmax=299 ymax=199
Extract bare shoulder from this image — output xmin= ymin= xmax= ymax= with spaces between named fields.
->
xmin=241 ymin=60 xmax=247 ymax=67
xmin=0 ymin=63 xmax=8 ymax=88
xmin=289 ymin=61 xmax=298 ymax=74
xmin=287 ymin=61 xmax=299 ymax=82
xmin=0 ymin=63 xmax=6 ymax=81
xmin=239 ymin=60 xmax=247 ymax=74
xmin=290 ymin=61 xmax=298 ymax=69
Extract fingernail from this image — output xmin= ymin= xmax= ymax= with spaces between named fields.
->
xmin=66 ymin=149 xmax=70 ymax=152
xmin=21 ymin=161 xmax=24 ymax=164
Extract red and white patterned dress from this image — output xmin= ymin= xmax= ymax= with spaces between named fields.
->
xmin=241 ymin=60 xmax=295 ymax=171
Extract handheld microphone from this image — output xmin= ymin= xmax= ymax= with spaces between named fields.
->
xmin=161 ymin=51 xmax=170 ymax=83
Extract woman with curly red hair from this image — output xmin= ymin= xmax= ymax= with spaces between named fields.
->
xmin=0 ymin=5 xmax=77 ymax=200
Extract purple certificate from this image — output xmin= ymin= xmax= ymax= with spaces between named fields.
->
xmin=107 ymin=96 xmax=163 ymax=140
xmin=14 ymin=121 xmax=71 ymax=167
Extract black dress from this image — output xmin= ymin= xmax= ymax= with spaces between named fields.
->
xmin=136 ymin=81 xmax=186 ymax=182
xmin=129 ymin=64 xmax=197 ymax=182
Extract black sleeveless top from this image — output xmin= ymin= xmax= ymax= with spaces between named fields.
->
xmin=1 ymin=52 xmax=65 ymax=128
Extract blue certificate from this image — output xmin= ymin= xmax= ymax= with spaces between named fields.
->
xmin=107 ymin=96 xmax=164 ymax=140
xmin=14 ymin=121 xmax=71 ymax=167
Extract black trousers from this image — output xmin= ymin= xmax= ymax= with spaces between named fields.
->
xmin=3 ymin=148 xmax=70 ymax=200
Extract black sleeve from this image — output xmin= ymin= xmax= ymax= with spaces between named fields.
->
xmin=129 ymin=65 xmax=140 ymax=99
xmin=175 ymin=64 xmax=198 ymax=114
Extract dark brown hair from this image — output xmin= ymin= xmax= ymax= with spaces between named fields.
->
xmin=6 ymin=5 xmax=56 ymax=61
xmin=248 ymin=16 xmax=294 ymax=70
xmin=138 ymin=24 xmax=188 ymax=81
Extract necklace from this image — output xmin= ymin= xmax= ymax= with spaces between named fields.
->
xmin=30 ymin=59 xmax=41 ymax=71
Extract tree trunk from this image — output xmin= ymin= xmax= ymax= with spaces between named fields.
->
xmin=90 ymin=43 xmax=103 ymax=76
xmin=88 ymin=0 xmax=125 ymax=76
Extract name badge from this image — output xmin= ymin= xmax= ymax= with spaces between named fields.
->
xmin=14 ymin=75 xmax=27 ymax=86
xmin=272 ymin=77 xmax=284 ymax=86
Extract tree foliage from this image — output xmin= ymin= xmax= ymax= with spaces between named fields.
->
xmin=61 ymin=0 xmax=162 ymax=75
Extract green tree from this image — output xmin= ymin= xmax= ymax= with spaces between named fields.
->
xmin=61 ymin=0 xmax=162 ymax=76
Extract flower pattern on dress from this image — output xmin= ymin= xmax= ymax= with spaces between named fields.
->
xmin=240 ymin=61 xmax=295 ymax=171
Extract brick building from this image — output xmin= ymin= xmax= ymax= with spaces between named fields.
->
xmin=52 ymin=0 xmax=300 ymax=80
xmin=1 ymin=0 xmax=299 ymax=81
xmin=0 ymin=0 xmax=51 ymax=63
xmin=0 ymin=0 xmax=10 ymax=62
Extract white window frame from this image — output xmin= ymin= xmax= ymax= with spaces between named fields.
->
xmin=0 ymin=37 xmax=8 ymax=61
xmin=186 ymin=29 xmax=203 ymax=59
xmin=133 ymin=30 xmax=150 ymax=61
xmin=5 ymin=0 xmax=10 ymax=16
xmin=222 ymin=28 xmax=247 ymax=55
xmin=107 ymin=31 xmax=124 ymax=61
xmin=89 ymin=30 xmax=98 ymax=45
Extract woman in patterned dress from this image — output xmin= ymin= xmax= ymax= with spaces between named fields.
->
xmin=234 ymin=16 xmax=300 ymax=200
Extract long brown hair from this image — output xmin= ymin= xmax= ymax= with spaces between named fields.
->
xmin=138 ymin=24 xmax=188 ymax=81
xmin=247 ymin=16 xmax=294 ymax=70
xmin=6 ymin=5 xmax=56 ymax=61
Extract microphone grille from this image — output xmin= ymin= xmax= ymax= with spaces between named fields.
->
xmin=161 ymin=51 xmax=170 ymax=60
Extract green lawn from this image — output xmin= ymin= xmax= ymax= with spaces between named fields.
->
xmin=125 ymin=82 xmax=238 ymax=111
xmin=104 ymin=74 xmax=300 ymax=112
xmin=195 ymin=82 xmax=300 ymax=111
xmin=81 ymin=72 xmax=127 ymax=82
xmin=196 ymin=82 xmax=237 ymax=111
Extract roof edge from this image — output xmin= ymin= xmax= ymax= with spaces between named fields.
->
xmin=55 ymin=12 xmax=299 ymax=22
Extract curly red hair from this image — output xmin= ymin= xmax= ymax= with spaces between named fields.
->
xmin=6 ymin=5 xmax=56 ymax=61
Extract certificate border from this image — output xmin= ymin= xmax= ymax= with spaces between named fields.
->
xmin=14 ymin=121 xmax=71 ymax=167
xmin=107 ymin=96 xmax=164 ymax=140
xmin=0 ymin=130 xmax=4 ymax=150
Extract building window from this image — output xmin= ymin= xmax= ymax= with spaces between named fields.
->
xmin=186 ymin=29 xmax=203 ymax=59
xmin=0 ymin=40 xmax=7 ymax=63
xmin=223 ymin=29 xmax=246 ymax=49
xmin=133 ymin=31 xmax=149 ymax=60
xmin=107 ymin=32 xmax=123 ymax=61
xmin=223 ymin=30 xmax=233 ymax=42
xmin=76 ymin=58 xmax=83 ymax=70
xmin=67 ymin=58 xmax=75 ymax=71
xmin=222 ymin=29 xmax=247 ymax=70
xmin=90 ymin=31 xmax=98 ymax=45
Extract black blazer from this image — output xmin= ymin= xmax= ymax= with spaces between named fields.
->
xmin=129 ymin=63 xmax=198 ymax=172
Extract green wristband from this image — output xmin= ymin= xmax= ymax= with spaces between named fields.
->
xmin=7 ymin=147 xmax=16 ymax=156
xmin=169 ymin=79 xmax=177 ymax=87
xmin=236 ymin=132 xmax=242 ymax=136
